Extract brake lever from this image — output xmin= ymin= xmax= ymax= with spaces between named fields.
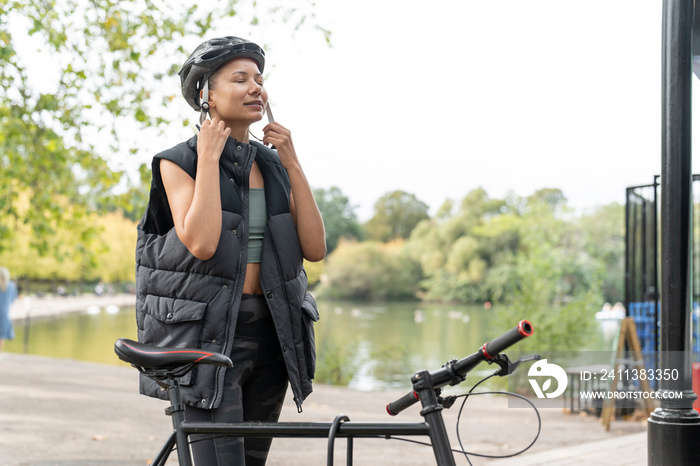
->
xmin=438 ymin=395 xmax=457 ymax=409
xmin=488 ymin=353 xmax=542 ymax=377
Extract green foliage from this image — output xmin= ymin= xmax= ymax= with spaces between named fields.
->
xmin=364 ymin=190 xmax=430 ymax=242
xmin=405 ymin=187 xmax=519 ymax=303
xmin=576 ymin=203 xmax=625 ymax=303
xmin=313 ymin=186 xmax=362 ymax=254
xmin=317 ymin=239 xmax=422 ymax=301
xmin=92 ymin=212 xmax=139 ymax=283
xmin=368 ymin=342 xmax=410 ymax=383
xmin=0 ymin=210 xmax=137 ymax=283
xmin=304 ymin=259 xmax=325 ymax=288
xmin=99 ymin=163 xmax=152 ymax=222
xmin=314 ymin=336 xmax=361 ymax=386
xmin=0 ymin=0 xmax=328 ymax=260
xmin=325 ymin=186 xmax=623 ymax=324
xmin=494 ymin=202 xmax=603 ymax=351
xmin=527 ymin=187 xmax=568 ymax=210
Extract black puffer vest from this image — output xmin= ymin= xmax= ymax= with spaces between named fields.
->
xmin=135 ymin=135 xmax=318 ymax=411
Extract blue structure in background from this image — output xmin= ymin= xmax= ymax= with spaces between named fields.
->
xmin=626 ymin=176 xmax=700 ymax=389
xmin=627 ymin=301 xmax=700 ymax=389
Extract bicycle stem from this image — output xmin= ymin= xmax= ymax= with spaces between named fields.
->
xmin=412 ymin=371 xmax=458 ymax=466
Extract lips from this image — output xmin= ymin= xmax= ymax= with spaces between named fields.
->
xmin=245 ymin=100 xmax=263 ymax=108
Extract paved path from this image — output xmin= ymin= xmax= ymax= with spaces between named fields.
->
xmin=0 ymin=353 xmax=647 ymax=465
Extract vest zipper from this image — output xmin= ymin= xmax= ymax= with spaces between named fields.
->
xmin=213 ymin=143 xmax=255 ymax=409
xmin=263 ymin=226 xmax=304 ymax=413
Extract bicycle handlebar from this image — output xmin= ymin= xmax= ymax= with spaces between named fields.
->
xmin=482 ymin=320 xmax=533 ymax=358
xmin=386 ymin=320 xmax=533 ymax=416
xmin=386 ymin=390 xmax=420 ymax=416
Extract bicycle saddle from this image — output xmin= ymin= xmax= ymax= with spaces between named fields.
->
xmin=114 ymin=338 xmax=233 ymax=370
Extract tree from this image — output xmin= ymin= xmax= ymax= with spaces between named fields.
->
xmin=313 ymin=186 xmax=362 ymax=254
xmin=404 ymin=187 xmax=619 ymax=310
xmin=404 ymin=188 xmax=514 ymax=303
xmin=0 ymin=0 xmax=328 ymax=260
xmin=318 ymin=239 xmax=422 ymax=301
xmin=98 ymin=163 xmax=152 ymax=222
xmin=364 ymin=190 xmax=429 ymax=242
xmin=576 ymin=203 xmax=625 ymax=303
xmin=496 ymin=202 xmax=602 ymax=352
xmin=526 ymin=188 xmax=567 ymax=212
xmin=459 ymin=187 xmax=506 ymax=219
xmin=0 ymin=209 xmax=137 ymax=284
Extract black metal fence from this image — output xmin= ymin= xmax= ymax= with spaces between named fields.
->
xmin=625 ymin=175 xmax=700 ymax=378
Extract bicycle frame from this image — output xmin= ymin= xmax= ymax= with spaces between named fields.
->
xmin=152 ymin=371 xmax=456 ymax=466
xmin=116 ymin=320 xmax=533 ymax=466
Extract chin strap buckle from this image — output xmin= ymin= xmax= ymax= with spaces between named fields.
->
xmin=199 ymin=79 xmax=210 ymax=126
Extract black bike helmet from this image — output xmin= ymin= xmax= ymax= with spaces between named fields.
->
xmin=179 ymin=36 xmax=266 ymax=114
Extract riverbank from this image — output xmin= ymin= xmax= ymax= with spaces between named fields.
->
xmin=0 ymin=294 xmax=649 ymax=465
xmin=8 ymin=293 xmax=136 ymax=321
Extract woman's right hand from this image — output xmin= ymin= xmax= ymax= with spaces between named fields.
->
xmin=160 ymin=116 xmax=227 ymax=260
xmin=197 ymin=117 xmax=231 ymax=161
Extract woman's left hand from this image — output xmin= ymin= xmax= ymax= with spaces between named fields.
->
xmin=262 ymin=121 xmax=327 ymax=262
xmin=262 ymin=122 xmax=299 ymax=169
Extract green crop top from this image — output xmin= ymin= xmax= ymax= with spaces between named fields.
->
xmin=248 ymin=188 xmax=267 ymax=263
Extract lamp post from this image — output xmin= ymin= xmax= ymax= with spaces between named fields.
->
xmin=647 ymin=1 xmax=700 ymax=463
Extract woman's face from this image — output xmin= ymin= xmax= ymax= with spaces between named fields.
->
xmin=207 ymin=57 xmax=268 ymax=125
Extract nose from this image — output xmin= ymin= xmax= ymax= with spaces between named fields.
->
xmin=250 ymin=81 xmax=263 ymax=95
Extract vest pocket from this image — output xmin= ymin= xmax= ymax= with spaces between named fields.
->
xmin=301 ymin=292 xmax=320 ymax=379
xmin=136 ymin=294 xmax=208 ymax=385
xmin=142 ymin=294 xmax=208 ymax=323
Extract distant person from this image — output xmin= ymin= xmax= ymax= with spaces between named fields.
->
xmin=0 ymin=267 xmax=18 ymax=355
xmin=135 ymin=36 xmax=326 ymax=465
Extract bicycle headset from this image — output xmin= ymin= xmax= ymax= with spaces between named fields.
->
xmin=178 ymin=36 xmax=266 ymax=125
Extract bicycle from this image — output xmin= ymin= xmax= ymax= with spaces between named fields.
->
xmin=114 ymin=320 xmax=539 ymax=465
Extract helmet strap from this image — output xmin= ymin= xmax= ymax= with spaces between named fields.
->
xmin=249 ymin=129 xmax=263 ymax=142
xmin=249 ymin=102 xmax=274 ymax=145
xmin=199 ymin=79 xmax=210 ymax=126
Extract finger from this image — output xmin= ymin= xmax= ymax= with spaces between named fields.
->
xmin=263 ymin=132 xmax=279 ymax=143
xmin=263 ymin=121 xmax=289 ymax=133
xmin=263 ymin=128 xmax=290 ymax=143
xmin=263 ymin=136 xmax=277 ymax=148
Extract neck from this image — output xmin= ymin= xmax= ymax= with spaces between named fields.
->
xmin=229 ymin=126 xmax=250 ymax=144
xmin=216 ymin=117 xmax=250 ymax=143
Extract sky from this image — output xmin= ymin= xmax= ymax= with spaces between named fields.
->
xmin=14 ymin=0 xmax=700 ymax=221
xmin=237 ymin=0 xmax=683 ymax=220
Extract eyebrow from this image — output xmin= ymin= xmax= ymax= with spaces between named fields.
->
xmin=232 ymin=70 xmax=263 ymax=78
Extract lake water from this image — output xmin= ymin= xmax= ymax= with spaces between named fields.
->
xmin=4 ymin=300 xmax=615 ymax=391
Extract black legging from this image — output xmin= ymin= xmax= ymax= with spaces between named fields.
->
xmin=185 ymin=295 xmax=288 ymax=465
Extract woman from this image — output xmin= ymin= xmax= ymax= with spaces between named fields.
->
xmin=0 ymin=266 xmax=18 ymax=355
xmin=135 ymin=36 xmax=326 ymax=465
